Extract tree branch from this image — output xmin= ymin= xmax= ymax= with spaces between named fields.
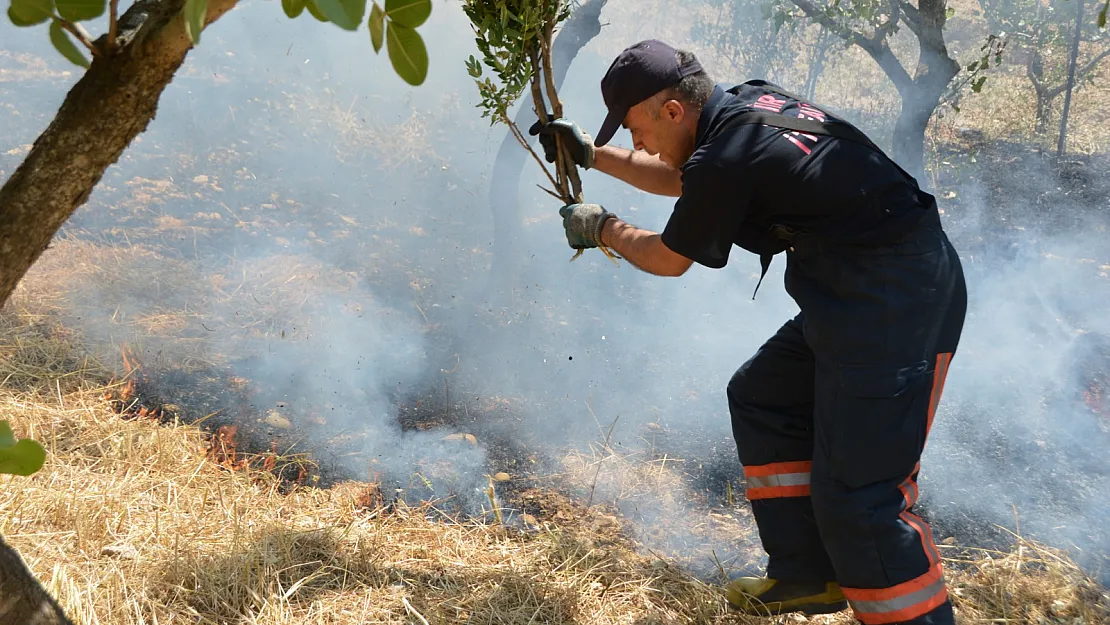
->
xmin=792 ymin=0 xmax=915 ymax=93
xmin=1025 ymin=53 xmax=1047 ymax=93
xmin=57 ymin=17 xmax=99 ymax=55
xmin=900 ymin=1 xmax=923 ymax=37
xmin=1037 ymin=46 xmax=1110 ymax=100
xmin=542 ymin=15 xmax=583 ymax=204
xmin=107 ymin=0 xmax=120 ymax=51
xmin=1077 ymin=46 xmax=1110 ymax=79
xmin=790 ymin=0 xmax=859 ymax=42
xmin=879 ymin=0 xmax=902 ymax=37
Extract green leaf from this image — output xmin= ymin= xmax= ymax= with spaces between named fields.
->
xmin=55 ymin=0 xmax=104 ymax=21
xmin=945 ymin=7 xmax=955 ymax=19
xmin=7 ymin=0 xmax=53 ymax=26
xmin=305 ymin=0 xmax=328 ymax=21
xmin=384 ymin=0 xmax=429 ymax=28
xmin=313 ymin=0 xmax=363 ymax=30
xmin=971 ymin=75 xmax=987 ymax=93
xmin=369 ymin=2 xmax=384 ymax=52
xmin=386 ymin=21 xmax=427 ymax=85
xmin=0 ymin=440 xmax=46 ymax=476
xmin=48 ymin=19 xmax=89 ymax=68
xmin=0 ymin=422 xmax=46 ymax=477
xmin=282 ymin=0 xmax=306 ymax=18
xmin=0 ymin=422 xmax=15 ymax=448
xmin=1099 ymin=0 xmax=1107 ymax=28
xmin=466 ymin=54 xmax=482 ymax=78
xmin=183 ymin=0 xmax=207 ymax=44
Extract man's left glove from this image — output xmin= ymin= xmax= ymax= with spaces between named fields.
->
xmin=559 ymin=203 xmax=614 ymax=249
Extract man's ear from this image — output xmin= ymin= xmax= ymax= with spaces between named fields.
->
xmin=662 ymin=99 xmax=686 ymax=123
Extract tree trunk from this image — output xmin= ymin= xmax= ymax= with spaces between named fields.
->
xmin=1057 ymin=0 xmax=1085 ymax=156
xmin=891 ymin=0 xmax=960 ymax=183
xmin=485 ymin=0 xmax=607 ymax=300
xmin=0 ymin=535 xmax=74 ymax=625
xmin=0 ymin=0 xmax=239 ymax=309
xmin=1034 ymin=89 xmax=1050 ymax=134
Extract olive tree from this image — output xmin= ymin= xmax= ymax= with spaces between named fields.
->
xmin=0 ymin=0 xmax=432 ymax=310
xmin=980 ymin=0 xmax=1110 ymax=135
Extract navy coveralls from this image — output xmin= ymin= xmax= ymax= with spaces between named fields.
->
xmin=660 ymin=82 xmax=967 ymax=625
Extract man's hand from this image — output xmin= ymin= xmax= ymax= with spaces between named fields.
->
xmin=529 ymin=118 xmax=595 ymax=170
xmin=559 ymin=203 xmax=614 ymax=249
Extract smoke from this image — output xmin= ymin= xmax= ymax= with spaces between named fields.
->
xmin=3 ymin=0 xmax=1110 ymax=582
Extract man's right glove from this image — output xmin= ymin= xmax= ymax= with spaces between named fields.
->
xmin=528 ymin=118 xmax=595 ymax=170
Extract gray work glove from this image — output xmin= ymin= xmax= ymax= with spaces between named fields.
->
xmin=529 ymin=118 xmax=595 ymax=170
xmin=559 ymin=203 xmax=614 ymax=250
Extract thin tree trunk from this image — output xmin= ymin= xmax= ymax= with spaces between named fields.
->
xmin=1034 ymin=90 xmax=1050 ymax=133
xmin=0 ymin=535 xmax=74 ymax=625
xmin=893 ymin=0 xmax=960 ymax=183
xmin=485 ymin=0 xmax=607 ymax=299
xmin=0 ymin=0 xmax=239 ymax=309
xmin=1058 ymin=0 xmax=1086 ymax=156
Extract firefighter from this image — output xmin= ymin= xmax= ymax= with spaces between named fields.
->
xmin=531 ymin=40 xmax=967 ymax=624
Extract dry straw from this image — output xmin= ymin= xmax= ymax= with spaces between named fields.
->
xmin=0 ymin=243 xmax=1108 ymax=623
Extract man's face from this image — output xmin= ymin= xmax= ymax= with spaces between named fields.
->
xmin=621 ymin=95 xmax=698 ymax=169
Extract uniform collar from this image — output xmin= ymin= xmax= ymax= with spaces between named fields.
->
xmin=694 ymin=84 xmax=729 ymax=148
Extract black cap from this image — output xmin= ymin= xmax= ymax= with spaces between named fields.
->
xmin=595 ymin=39 xmax=703 ymax=147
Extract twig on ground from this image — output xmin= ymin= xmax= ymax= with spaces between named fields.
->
xmin=586 ymin=404 xmax=619 ymax=509
xmin=402 ymin=597 xmax=430 ymax=625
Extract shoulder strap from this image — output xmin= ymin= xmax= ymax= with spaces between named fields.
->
xmin=722 ymin=82 xmax=914 ymax=183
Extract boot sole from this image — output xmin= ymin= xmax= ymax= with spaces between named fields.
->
xmin=729 ymin=599 xmax=849 ymax=616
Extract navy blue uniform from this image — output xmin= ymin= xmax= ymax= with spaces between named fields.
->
xmin=661 ymin=82 xmax=966 ymax=625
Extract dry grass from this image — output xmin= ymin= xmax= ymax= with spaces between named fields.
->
xmin=0 ymin=301 xmax=1106 ymax=624
xmin=0 ymin=315 xmax=738 ymax=624
xmin=947 ymin=538 xmax=1110 ymax=622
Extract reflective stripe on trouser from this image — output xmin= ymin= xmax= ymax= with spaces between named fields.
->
xmin=843 ymin=563 xmax=949 ymax=624
xmin=744 ymin=461 xmax=812 ymax=500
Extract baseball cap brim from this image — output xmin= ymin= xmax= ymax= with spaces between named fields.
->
xmin=594 ymin=106 xmax=627 ymax=148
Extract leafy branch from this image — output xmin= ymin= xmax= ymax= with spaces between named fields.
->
xmin=462 ymin=0 xmax=616 ymax=264
xmin=6 ymin=0 xmax=432 ymax=85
